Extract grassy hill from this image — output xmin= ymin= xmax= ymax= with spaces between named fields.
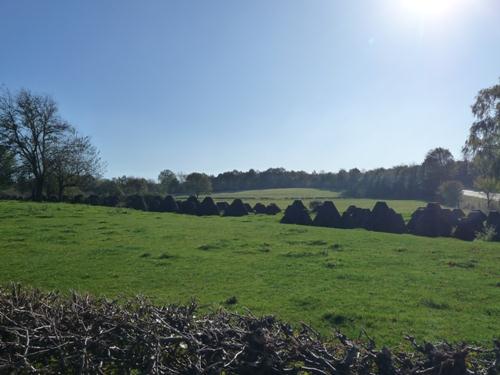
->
xmin=1 ymin=199 xmax=499 ymax=346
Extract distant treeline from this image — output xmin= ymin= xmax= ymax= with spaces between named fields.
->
xmin=209 ymin=151 xmax=475 ymax=200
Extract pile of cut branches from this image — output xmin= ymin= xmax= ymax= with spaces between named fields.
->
xmin=0 ymin=284 xmax=498 ymax=374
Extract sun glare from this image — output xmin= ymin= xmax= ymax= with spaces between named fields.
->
xmin=401 ymin=0 xmax=462 ymax=18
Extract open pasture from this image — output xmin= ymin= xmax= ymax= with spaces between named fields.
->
xmin=1 ymin=200 xmax=499 ymax=346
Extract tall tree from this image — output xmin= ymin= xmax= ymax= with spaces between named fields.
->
xmin=438 ymin=180 xmax=463 ymax=208
xmin=158 ymin=169 xmax=179 ymax=194
xmin=184 ymin=172 xmax=212 ymax=197
xmin=474 ymin=176 xmax=499 ymax=210
xmin=0 ymin=145 xmax=15 ymax=188
xmin=422 ymin=148 xmax=455 ymax=198
xmin=0 ymin=89 xmax=70 ymax=200
xmin=463 ymin=79 xmax=500 ymax=179
xmin=51 ymin=129 xmax=104 ymax=200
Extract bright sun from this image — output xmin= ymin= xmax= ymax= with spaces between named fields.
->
xmin=401 ymin=0 xmax=459 ymax=18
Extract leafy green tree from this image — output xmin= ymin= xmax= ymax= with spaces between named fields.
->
xmin=438 ymin=180 xmax=463 ymax=207
xmin=422 ymin=148 xmax=455 ymax=199
xmin=158 ymin=169 xmax=179 ymax=194
xmin=114 ymin=176 xmax=149 ymax=195
xmin=463 ymin=79 xmax=500 ymax=179
xmin=184 ymin=172 xmax=212 ymax=197
xmin=474 ymin=176 xmax=500 ymax=209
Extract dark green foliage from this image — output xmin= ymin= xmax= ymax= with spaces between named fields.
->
xmin=184 ymin=173 xmax=212 ymax=197
xmin=85 ymin=195 xmax=101 ymax=206
xmin=209 ymin=154 xmax=475 ymax=201
xmin=463 ymin=79 xmax=500 ymax=179
xmin=421 ymin=148 xmax=455 ymax=199
xmin=158 ymin=169 xmax=179 ymax=194
xmin=71 ymin=195 xmax=84 ymax=204
xmin=438 ymin=180 xmax=464 ymax=207
xmin=312 ymin=201 xmax=342 ymax=228
xmin=101 ymin=195 xmax=121 ymax=207
xmin=0 ymin=146 xmax=15 ymax=188
xmin=368 ymin=201 xmax=406 ymax=234
xmin=223 ymin=199 xmax=248 ymax=217
xmin=198 ymin=197 xmax=220 ymax=216
xmin=244 ymin=203 xmax=253 ymax=213
xmin=454 ymin=210 xmax=488 ymax=241
xmin=281 ymin=200 xmax=312 ymax=225
xmin=125 ymin=194 xmax=147 ymax=211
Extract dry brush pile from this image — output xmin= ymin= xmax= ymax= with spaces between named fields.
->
xmin=0 ymin=285 xmax=499 ymax=374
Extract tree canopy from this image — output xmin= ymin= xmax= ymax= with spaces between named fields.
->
xmin=464 ymin=79 xmax=500 ymax=179
xmin=0 ymin=89 xmax=103 ymax=200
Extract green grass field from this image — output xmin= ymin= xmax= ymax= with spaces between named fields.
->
xmin=0 ymin=198 xmax=499 ymax=347
xmin=203 ymin=188 xmax=425 ymax=220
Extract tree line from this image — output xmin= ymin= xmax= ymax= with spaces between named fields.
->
xmin=1 ymin=80 xmax=499 ymax=205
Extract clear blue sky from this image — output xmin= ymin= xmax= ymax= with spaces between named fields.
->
xmin=1 ymin=0 xmax=499 ymax=179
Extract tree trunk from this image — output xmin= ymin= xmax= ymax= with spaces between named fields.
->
xmin=33 ymin=176 xmax=45 ymax=201
xmin=58 ymin=178 xmax=65 ymax=202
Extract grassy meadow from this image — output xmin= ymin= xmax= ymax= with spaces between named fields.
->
xmin=0 ymin=197 xmax=499 ymax=347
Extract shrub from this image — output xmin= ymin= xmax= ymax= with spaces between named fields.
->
xmin=475 ymin=225 xmax=497 ymax=242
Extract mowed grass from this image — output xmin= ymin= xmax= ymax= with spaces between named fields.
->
xmin=0 ymin=200 xmax=499 ymax=347
xmin=206 ymin=188 xmax=425 ymax=220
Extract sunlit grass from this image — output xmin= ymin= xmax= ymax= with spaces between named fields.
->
xmin=1 ymin=200 xmax=499 ymax=346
